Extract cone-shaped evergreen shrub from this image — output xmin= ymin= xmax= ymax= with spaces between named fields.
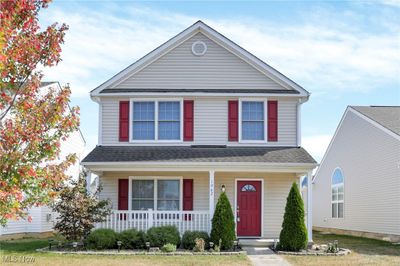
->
xmin=210 ymin=192 xmax=236 ymax=250
xmin=278 ymin=182 xmax=308 ymax=251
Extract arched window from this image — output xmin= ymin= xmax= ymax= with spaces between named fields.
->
xmin=331 ymin=168 xmax=344 ymax=218
xmin=241 ymin=184 xmax=257 ymax=192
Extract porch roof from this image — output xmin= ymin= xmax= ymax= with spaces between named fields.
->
xmin=82 ymin=145 xmax=316 ymax=164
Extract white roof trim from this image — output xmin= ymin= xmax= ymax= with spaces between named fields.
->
xmin=91 ymin=92 xmax=303 ymax=98
xmin=91 ymin=21 xmax=310 ymax=97
xmin=82 ymin=161 xmax=317 ymax=173
xmin=349 ymin=107 xmax=400 ymax=141
xmin=313 ymin=106 xmax=400 ymax=183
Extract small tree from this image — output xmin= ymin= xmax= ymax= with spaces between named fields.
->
xmin=210 ymin=192 xmax=236 ymax=250
xmin=52 ymin=172 xmax=111 ymax=241
xmin=278 ymin=182 xmax=308 ymax=251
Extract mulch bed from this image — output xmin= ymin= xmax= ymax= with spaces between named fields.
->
xmin=36 ymin=247 xmax=246 ymax=256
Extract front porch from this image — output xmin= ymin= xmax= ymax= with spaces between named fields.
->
xmin=88 ymin=168 xmax=314 ymax=240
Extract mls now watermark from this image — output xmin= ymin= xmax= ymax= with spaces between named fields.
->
xmin=2 ymin=255 xmax=35 ymax=263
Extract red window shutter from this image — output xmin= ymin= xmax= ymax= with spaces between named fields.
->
xmin=228 ymin=101 xmax=238 ymax=141
xmin=118 ymin=179 xmax=129 ymax=210
xmin=119 ymin=101 xmax=129 ymax=142
xmin=183 ymin=179 xmax=193 ymax=220
xmin=268 ymin=101 xmax=278 ymax=141
xmin=118 ymin=179 xmax=129 ymax=220
xmin=184 ymin=100 xmax=194 ymax=141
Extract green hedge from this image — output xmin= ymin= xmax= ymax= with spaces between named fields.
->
xmin=278 ymin=182 xmax=308 ymax=251
xmin=210 ymin=192 xmax=236 ymax=250
xmin=86 ymin=229 xmax=117 ymax=250
xmin=182 ymin=231 xmax=210 ymax=250
xmin=146 ymin=225 xmax=180 ymax=248
xmin=117 ymin=229 xmax=146 ymax=249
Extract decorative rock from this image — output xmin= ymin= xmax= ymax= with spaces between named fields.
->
xmin=320 ymin=244 xmax=328 ymax=250
xmin=276 ymin=248 xmax=351 ymax=256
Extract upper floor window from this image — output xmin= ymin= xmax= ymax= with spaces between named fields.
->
xmin=331 ymin=168 xmax=344 ymax=218
xmin=241 ymin=101 xmax=264 ymax=140
xmin=158 ymin=102 xmax=180 ymax=140
xmin=133 ymin=102 xmax=155 ymax=140
xmin=131 ymin=100 xmax=182 ymax=141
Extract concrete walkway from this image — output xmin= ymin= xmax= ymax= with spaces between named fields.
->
xmin=243 ymin=247 xmax=291 ymax=266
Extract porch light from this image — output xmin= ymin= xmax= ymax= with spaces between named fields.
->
xmin=221 ymin=185 xmax=226 ymax=192
xmin=117 ymin=241 xmax=122 ymax=252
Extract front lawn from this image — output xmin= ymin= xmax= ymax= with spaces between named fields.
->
xmin=283 ymin=231 xmax=400 ymax=266
xmin=0 ymin=238 xmax=251 ymax=266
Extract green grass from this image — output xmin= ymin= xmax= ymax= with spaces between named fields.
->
xmin=0 ymin=238 xmax=251 ymax=266
xmin=283 ymin=231 xmax=400 ymax=266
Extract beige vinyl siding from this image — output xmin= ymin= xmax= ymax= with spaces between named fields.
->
xmin=194 ymin=98 xmax=227 ymax=144
xmin=99 ymin=171 xmax=297 ymax=238
xmin=313 ymin=110 xmax=400 ymax=236
xmin=113 ymin=33 xmax=288 ymax=91
xmin=101 ymin=98 xmax=120 ymax=145
xmin=100 ymin=97 xmax=298 ymax=146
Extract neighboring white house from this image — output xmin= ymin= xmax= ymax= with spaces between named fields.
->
xmin=313 ymin=106 xmax=400 ymax=242
xmin=82 ymin=21 xmax=317 ymax=242
xmin=0 ymin=82 xmax=86 ymax=239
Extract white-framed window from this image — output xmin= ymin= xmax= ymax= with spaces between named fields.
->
xmin=129 ymin=177 xmax=182 ymax=211
xmin=331 ymin=168 xmax=344 ymax=218
xmin=130 ymin=99 xmax=183 ymax=142
xmin=239 ymin=100 xmax=266 ymax=141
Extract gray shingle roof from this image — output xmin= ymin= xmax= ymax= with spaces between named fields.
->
xmin=100 ymin=88 xmax=300 ymax=94
xmin=82 ymin=146 xmax=316 ymax=164
xmin=351 ymin=106 xmax=400 ymax=136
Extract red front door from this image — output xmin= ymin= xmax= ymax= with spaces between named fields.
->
xmin=237 ymin=181 xmax=261 ymax=236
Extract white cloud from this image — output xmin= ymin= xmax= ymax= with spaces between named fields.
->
xmin=38 ymin=4 xmax=400 ymax=98
xmin=302 ymin=134 xmax=332 ymax=162
xmin=380 ymin=0 xmax=400 ymax=7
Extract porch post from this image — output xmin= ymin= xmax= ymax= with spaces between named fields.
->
xmin=307 ymin=171 xmax=313 ymax=242
xmin=209 ymin=170 xmax=215 ymax=232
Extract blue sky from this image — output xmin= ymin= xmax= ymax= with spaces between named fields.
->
xmin=39 ymin=0 xmax=400 ymax=161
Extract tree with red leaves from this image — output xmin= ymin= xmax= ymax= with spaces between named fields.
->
xmin=0 ymin=0 xmax=79 ymax=225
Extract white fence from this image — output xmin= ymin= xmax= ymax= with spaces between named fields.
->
xmin=96 ymin=210 xmax=210 ymax=235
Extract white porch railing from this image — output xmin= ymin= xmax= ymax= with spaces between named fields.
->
xmin=96 ymin=210 xmax=210 ymax=235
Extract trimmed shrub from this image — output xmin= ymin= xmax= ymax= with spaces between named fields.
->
xmin=86 ymin=229 xmax=117 ymax=250
xmin=277 ymin=182 xmax=308 ymax=251
xmin=161 ymin=243 xmax=176 ymax=253
xmin=117 ymin=229 xmax=146 ymax=249
xmin=182 ymin=231 xmax=210 ymax=250
xmin=210 ymin=192 xmax=236 ymax=250
xmin=146 ymin=225 xmax=180 ymax=248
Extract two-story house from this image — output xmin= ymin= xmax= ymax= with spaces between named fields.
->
xmin=82 ymin=21 xmax=317 ymax=241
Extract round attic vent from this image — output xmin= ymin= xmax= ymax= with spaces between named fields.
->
xmin=192 ymin=41 xmax=207 ymax=56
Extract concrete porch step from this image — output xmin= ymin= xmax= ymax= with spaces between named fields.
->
xmin=239 ymin=238 xmax=276 ymax=247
